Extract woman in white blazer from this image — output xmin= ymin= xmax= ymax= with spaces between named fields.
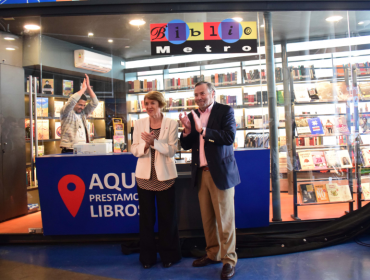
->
xmin=131 ymin=91 xmax=181 ymax=269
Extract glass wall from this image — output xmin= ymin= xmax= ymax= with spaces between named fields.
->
xmin=1 ymin=10 xmax=370 ymax=234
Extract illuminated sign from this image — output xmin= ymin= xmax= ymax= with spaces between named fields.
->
xmin=150 ymin=19 xmax=257 ymax=55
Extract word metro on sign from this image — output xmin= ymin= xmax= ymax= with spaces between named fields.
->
xmin=150 ymin=19 xmax=257 ymax=55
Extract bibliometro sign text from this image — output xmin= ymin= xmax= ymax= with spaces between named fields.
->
xmin=150 ymin=19 xmax=257 ymax=55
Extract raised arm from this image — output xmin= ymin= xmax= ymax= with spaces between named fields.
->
xmin=83 ymin=74 xmax=99 ymax=116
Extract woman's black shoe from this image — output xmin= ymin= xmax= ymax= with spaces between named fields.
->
xmin=163 ymin=262 xmax=173 ymax=268
xmin=143 ymin=264 xmax=152 ymax=269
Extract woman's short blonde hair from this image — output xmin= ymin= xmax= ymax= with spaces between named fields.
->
xmin=144 ymin=91 xmax=166 ymax=108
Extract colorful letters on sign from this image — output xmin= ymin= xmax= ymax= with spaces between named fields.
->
xmin=150 ymin=19 xmax=258 ymax=55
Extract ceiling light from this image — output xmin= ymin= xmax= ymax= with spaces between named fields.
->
xmin=232 ymin=17 xmax=243 ymax=22
xmin=4 ymin=37 xmax=15 ymax=41
xmin=326 ymin=16 xmax=343 ymax=22
xmin=24 ymin=24 xmax=40 ymax=30
xmin=129 ymin=19 xmax=146 ymax=26
xmin=260 ymin=24 xmax=265 ymax=28
xmin=6 ymin=48 xmax=15 ymax=51
xmin=125 ymin=46 xmax=130 ymax=49
xmin=108 ymin=39 xmax=113 ymax=43
xmin=88 ymin=32 xmax=94 ymax=37
xmin=358 ymin=21 xmax=365 ymax=25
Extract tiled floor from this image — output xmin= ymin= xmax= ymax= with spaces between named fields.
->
xmin=0 ymin=236 xmax=370 ymax=280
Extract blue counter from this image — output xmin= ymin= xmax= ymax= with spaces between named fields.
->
xmin=37 ymin=149 xmax=270 ymax=235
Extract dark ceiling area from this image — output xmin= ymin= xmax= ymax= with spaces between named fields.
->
xmin=2 ymin=10 xmax=370 ymax=60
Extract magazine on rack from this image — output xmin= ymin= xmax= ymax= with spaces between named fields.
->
xmin=314 ymin=185 xmax=330 ymax=203
xmin=299 ymin=184 xmax=317 ymax=203
xmin=326 ymin=183 xmax=342 ymax=202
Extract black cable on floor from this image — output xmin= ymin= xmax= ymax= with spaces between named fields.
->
xmin=354 ymin=235 xmax=370 ymax=248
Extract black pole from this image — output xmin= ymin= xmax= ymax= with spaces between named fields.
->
xmin=352 ymin=65 xmax=362 ymax=209
xmin=289 ymin=67 xmax=300 ymax=221
xmin=281 ymin=41 xmax=294 ymax=195
xmin=264 ymin=12 xmax=282 ymax=222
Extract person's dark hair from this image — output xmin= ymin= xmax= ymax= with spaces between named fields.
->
xmin=195 ymin=81 xmax=216 ymax=94
xmin=80 ymin=94 xmax=87 ymax=101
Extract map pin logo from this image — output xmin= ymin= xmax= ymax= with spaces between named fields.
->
xmin=58 ymin=175 xmax=85 ymax=217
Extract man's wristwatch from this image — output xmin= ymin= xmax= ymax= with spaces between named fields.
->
xmin=200 ymin=128 xmax=204 ymax=135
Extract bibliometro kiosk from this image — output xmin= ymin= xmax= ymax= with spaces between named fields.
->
xmin=1 ymin=5 xmax=370 ymax=237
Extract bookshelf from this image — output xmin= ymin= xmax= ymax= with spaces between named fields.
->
xmin=125 ymin=49 xmax=370 ymax=198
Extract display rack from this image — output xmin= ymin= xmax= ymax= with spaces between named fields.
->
xmin=290 ymin=66 xmax=355 ymax=220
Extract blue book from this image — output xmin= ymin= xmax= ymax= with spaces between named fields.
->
xmin=308 ymin=117 xmax=324 ymax=135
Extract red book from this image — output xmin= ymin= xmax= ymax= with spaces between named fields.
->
xmin=128 ymin=81 xmax=133 ymax=92
xmin=178 ymin=78 xmax=181 ymax=89
xmin=309 ymin=137 xmax=314 ymax=146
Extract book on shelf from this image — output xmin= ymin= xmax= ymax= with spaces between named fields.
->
xmin=338 ymin=185 xmax=352 ymax=201
xmin=334 ymin=81 xmax=350 ymax=101
xmin=275 ymin=67 xmax=283 ymax=82
xmin=243 ymin=68 xmax=282 ymax=83
xmin=324 ymin=150 xmax=342 ymax=168
xmin=337 ymin=150 xmax=352 ymax=168
xmin=253 ymin=115 xmax=265 ymax=128
xmin=298 ymin=151 xmax=315 ymax=170
xmin=296 ymin=136 xmax=323 ymax=147
xmin=113 ymin=135 xmax=126 ymax=153
xmin=359 ymin=83 xmax=370 ymax=99
xmin=360 ymin=114 xmax=370 ymax=134
xmin=235 ymin=116 xmax=244 ymax=129
xmin=292 ymin=65 xmax=316 ymax=81
xmin=361 ymin=183 xmax=370 ymax=200
xmin=166 ymin=75 xmax=206 ymax=90
xmin=361 ymin=148 xmax=370 ymax=167
xmin=294 ymin=84 xmax=311 ymax=102
xmin=63 ymin=80 xmax=74 ymax=96
xmin=322 ymin=116 xmax=335 ymax=135
xmin=92 ymin=101 xmax=104 ymax=118
xmin=336 ymin=65 xmax=345 ymax=77
xmin=277 ymin=90 xmax=284 ymax=104
xmin=127 ymin=100 xmax=139 ymax=112
xmin=32 ymin=145 xmax=45 ymax=163
xmin=218 ymin=95 xmax=237 ymax=106
xmin=36 ymin=98 xmax=48 ymax=117
xmin=127 ymin=79 xmax=159 ymax=92
xmin=279 ymin=136 xmax=286 ymax=147
xmin=316 ymin=82 xmax=334 ymax=101
xmin=42 ymin=79 xmax=54 ymax=94
xmin=334 ymin=116 xmax=350 ymax=134
xmin=210 ymin=72 xmax=237 ymax=86
xmin=37 ymin=119 xmax=49 ymax=140
xmin=245 ymin=115 xmax=254 ymax=128
xmin=295 ymin=117 xmax=312 ymax=134
xmin=55 ymin=121 xmax=61 ymax=139
xmin=314 ymin=185 xmax=330 ymax=203
xmin=311 ymin=151 xmax=328 ymax=169
xmin=54 ymin=101 xmax=64 ymax=118
xmin=307 ymin=88 xmax=319 ymax=100
xmin=307 ymin=117 xmax=324 ymax=135
xmin=299 ymin=184 xmax=317 ymax=203
xmin=326 ymin=183 xmax=342 ymax=202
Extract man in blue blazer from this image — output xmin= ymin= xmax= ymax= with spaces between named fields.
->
xmin=179 ymin=81 xmax=240 ymax=280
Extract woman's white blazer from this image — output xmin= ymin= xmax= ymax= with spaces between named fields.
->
xmin=131 ymin=116 xmax=178 ymax=181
